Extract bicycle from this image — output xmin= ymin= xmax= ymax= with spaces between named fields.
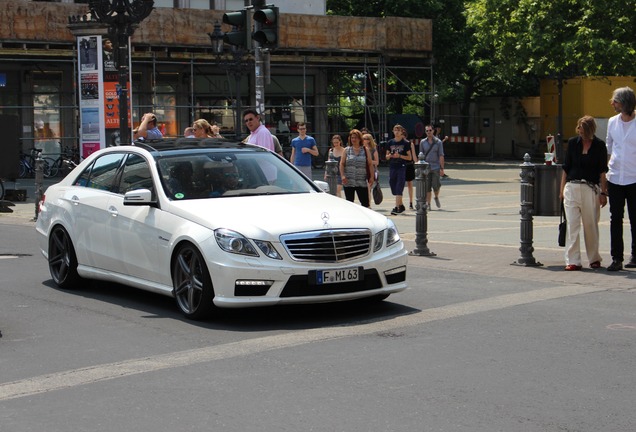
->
xmin=19 ymin=148 xmax=52 ymax=178
xmin=45 ymin=146 xmax=80 ymax=177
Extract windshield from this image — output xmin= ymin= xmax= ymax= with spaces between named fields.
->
xmin=157 ymin=150 xmax=319 ymax=200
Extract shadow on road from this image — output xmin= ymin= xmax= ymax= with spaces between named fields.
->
xmin=42 ymin=278 xmax=420 ymax=332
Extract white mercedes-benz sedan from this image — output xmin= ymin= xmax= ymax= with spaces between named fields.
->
xmin=35 ymin=138 xmax=408 ymax=320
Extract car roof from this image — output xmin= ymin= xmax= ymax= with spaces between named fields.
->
xmin=132 ymin=137 xmax=267 ymax=156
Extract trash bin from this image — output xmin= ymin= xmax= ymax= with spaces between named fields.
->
xmin=534 ymin=164 xmax=562 ymax=216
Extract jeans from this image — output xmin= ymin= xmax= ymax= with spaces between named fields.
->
xmin=389 ymin=165 xmax=406 ymax=196
xmin=608 ymin=181 xmax=636 ymax=262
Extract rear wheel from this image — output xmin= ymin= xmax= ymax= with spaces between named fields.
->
xmin=44 ymin=158 xmax=59 ymax=177
xmin=172 ymin=243 xmax=216 ymax=320
xmin=48 ymin=226 xmax=82 ymax=289
xmin=42 ymin=158 xmax=55 ymax=178
xmin=18 ymin=160 xmax=28 ymax=178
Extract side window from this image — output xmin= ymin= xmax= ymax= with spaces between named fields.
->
xmin=73 ymin=160 xmax=95 ymax=187
xmin=80 ymin=153 xmax=125 ymax=192
xmin=119 ymin=154 xmax=154 ymax=197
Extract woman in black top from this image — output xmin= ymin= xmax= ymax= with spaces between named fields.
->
xmin=559 ymin=115 xmax=608 ymax=271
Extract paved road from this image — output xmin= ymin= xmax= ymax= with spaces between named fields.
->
xmin=2 ymin=162 xmax=636 ymax=431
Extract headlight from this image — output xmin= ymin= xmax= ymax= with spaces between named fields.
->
xmin=214 ymin=228 xmax=258 ymax=256
xmin=373 ymin=231 xmax=384 ymax=252
xmin=374 ymin=220 xmax=401 ymax=252
xmin=253 ymin=240 xmax=282 ymax=260
xmin=386 ymin=219 xmax=401 ymax=247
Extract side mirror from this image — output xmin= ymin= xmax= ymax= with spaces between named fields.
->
xmin=313 ymin=180 xmax=329 ymax=193
xmin=123 ymin=189 xmax=156 ymax=206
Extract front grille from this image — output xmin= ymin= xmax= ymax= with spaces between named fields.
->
xmin=281 ymin=229 xmax=371 ymax=262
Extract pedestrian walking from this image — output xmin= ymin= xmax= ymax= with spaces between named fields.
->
xmin=385 ymin=124 xmax=412 ymax=215
xmin=290 ymin=122 xmax=318 ymax=178
xmin=419 ymin=124 xmax=445 ymax=210
xmin=340 ymin=129 xmax=373 ymax=207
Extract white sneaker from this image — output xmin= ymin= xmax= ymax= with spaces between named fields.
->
xmin=434 ymin=197 xmax=441 ymax=208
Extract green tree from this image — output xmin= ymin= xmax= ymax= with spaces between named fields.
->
xmin=468 ymin=0 xmax=636 ymax=84
xmin=467 ymin=0 xmax=636 ymax=151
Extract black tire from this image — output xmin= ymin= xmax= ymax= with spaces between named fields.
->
xmin=48 ymin=225 xmax=82 ymax=289
xmin=0 ymin=179 xmax=4 ymax=201
xmin=41 ymin=158 xmax=55 ymax=178
xmin=18 ymin=161 xmax=28 ymax=178
xmin=172 ymin=243 xmax=216 ymax=320
xmin=44 ymin=158 xmax=59 ymax=177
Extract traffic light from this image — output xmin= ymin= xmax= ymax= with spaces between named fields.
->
xmin=222 ymin=10 xmax=251 ymax=50
xmin=252 ymin=7 xmax=279 ymax=49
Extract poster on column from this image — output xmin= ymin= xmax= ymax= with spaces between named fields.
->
xmin=77 ymin=35 xmax=133 ymax=158
xmin=77 ymin=35 xmax=103 ymax=159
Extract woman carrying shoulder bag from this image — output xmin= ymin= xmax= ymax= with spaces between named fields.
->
xmin=340 ymin=129 xmax=373 ymax=207
xmin=559 ymin=115 xmax=608 ymax=271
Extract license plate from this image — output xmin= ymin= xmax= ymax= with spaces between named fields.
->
xmin=315 ymin=266 xmax=362 ymax=285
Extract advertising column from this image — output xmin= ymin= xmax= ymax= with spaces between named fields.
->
xmin=77 ymin=35 xmax=103 ymax=159
xmin=77 ymin=35 xmax=132 ymax=158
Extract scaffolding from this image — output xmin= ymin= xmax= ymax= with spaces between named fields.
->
xmin=0 ymin=49 xmax=433 ymax=161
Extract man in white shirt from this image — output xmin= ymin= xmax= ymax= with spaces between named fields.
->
xmin=606 ymin=86 xmax=636 ymax=271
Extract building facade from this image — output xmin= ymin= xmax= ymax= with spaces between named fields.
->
xmin=0 ymin=0 xmax=432 ymax=165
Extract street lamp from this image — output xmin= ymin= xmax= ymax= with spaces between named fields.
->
xmin=88 ymin=0 xmax=154 ymax=145
xmin=209 ymin=21 xmax=224 ymax=55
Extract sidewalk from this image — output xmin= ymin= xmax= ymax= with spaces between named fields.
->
xmin=3 ymin=162 xmax=635 ymax=289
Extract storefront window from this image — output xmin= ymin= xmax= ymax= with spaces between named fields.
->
xmin=33 ymin=72 xmax=62 ymax=156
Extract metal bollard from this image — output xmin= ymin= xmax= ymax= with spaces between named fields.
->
xmin=513 ymin=153 xmax=542 ymax=266
xmin=325 ymin=154 xmax=339 ymax=196
xmin=409 ymin=152 xmax=436 ymax=257
xmin=33 ymin=154 xmax=44 ymax=222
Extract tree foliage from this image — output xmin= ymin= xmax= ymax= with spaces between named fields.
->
xmin=326 ymin=0 xmax=636 ymax=127
xmin=467 ymin=0 xmax=636 ymax=82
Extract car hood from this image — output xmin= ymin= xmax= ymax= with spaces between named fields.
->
xmin=164 ymin=193 xmax=390 ymax=239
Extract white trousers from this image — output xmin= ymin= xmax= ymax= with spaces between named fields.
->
xmin=563 ymin=182 xmax=602 ymax=266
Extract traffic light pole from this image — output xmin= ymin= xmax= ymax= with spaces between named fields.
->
xmin=216 ymin=1 xmax=277 ymax=125
xmin=254 ymin=45 xmax=265 ymax=117
xmin=253 ymin=1 xmax=265 ymax=118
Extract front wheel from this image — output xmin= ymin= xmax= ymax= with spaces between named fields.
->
xmin=48 ymin=226 xmax=82 ymax=289
xmin=172 ymin=243 xmax=216 ymax=320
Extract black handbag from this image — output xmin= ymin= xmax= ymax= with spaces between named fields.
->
xmin=372 ymin=179 xmax=383 ymax=205
xmin=558 ymin=202 xmax=567 ymax=247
